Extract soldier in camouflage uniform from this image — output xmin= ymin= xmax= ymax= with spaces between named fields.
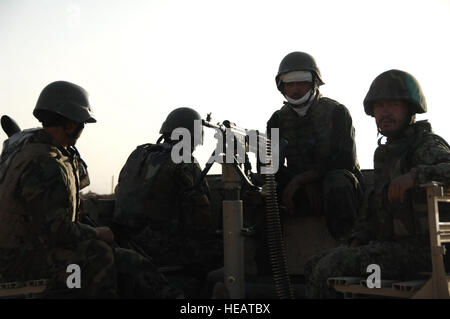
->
xmin=0 ymin=81 xmax=181 ymax=298
xmin=113 ymin=107 xmax=222 ymax=298
xmin=255 ymin=52 xmax=364 ymax=275
xmin=304 ymin=69 xmax=450 ymax=298
xmin=265 ymin=52 xmax=364 ymax=241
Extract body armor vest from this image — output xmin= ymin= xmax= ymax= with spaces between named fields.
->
xmin=373 ymin=121 xmax=431 ymax=239
xmin=277 ymin=96 xmax=336 ymax=174
xmin=0 ymin=131 xmax=83 ymax=248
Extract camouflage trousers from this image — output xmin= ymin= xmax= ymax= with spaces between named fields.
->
xmin=303 ymin=238 xmax=431 ymax=298
xmin=278 ymin=169 xmax=363 ymax=241
xmin=121 ymin=224 xmax=223 ymax=276
xmin=320 ymin=169 xmax=363 ymax=242
xmin=254 ymin=169 xmax=363 ymax=275
xmin=118 ymin=227 xmax=223 ymax=298
xmin=0 ymin=239 xmax=182 ymax=298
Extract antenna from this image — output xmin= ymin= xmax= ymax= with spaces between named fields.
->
xmin=111 ymin=175 xmax=114 ymax=194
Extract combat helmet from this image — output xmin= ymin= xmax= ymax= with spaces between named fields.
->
xmin=363 ymin=69 xmax=427 ymax=116
xmin=275 ymin=51 xmax=325 ymax=91
xmin=33 ymin=81 xmax=96 ymax=124
xmin=159 ymin=107 xmax=202 ymax=145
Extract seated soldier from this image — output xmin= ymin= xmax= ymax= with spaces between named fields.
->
xmin=267 ymin=52 xmax=364 ymax=242
xmin=0 ymin=81 xmax=181 ymax=298
xmin=113 ymin=107 xmax=223 ymax=298
xmin=304 ymin=69 xmax=450 ymax=298
xmin=255 ymin=52 xmax=364 ymax=275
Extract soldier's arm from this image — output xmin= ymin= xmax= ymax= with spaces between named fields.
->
xmin=320 ymin=105 xmax=358 ymax=174
xmin=260 ymin=111 xmax=283 ymax=174
xmin=266 ymin=110 xmax=280 ymax=138
xmin=17 ymin=156 xmax=98 ymax=246
xmin=266 ymin=110 xmax=293 ymax=183
xmin=410 ymin=134 xmax=450 ymax=185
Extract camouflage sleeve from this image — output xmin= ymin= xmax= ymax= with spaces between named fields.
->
xmin=17 ymin=156 xmax=98 ymax=246
xmin=410 ymin=134 xmax=450 ymax=186
xmin=175 ymin=163 xmax=214 ymax=239
xmin=320 ymin=104 xmax=358 ymax=174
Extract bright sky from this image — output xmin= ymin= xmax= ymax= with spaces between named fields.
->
xmin=1 ymin=0 xmax=449 ymax=194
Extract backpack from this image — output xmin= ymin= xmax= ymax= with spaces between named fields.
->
xmin=113 ymin=143 xmax=173 ymax=229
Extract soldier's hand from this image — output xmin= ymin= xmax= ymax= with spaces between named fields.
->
xmin=388 ymin=172 xmax=415 ymax=204
xmin=282 ymin=171 xmax=320 ymax=214
xmin=95 ymin=226 xmax=115 ymax=244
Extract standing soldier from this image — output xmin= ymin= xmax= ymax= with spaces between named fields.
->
xmin=304 ymin=69 xmax=450 ymax=298
xmin=0 ymin=81 xmax=181 ymax=298
xmin=113 ymin=107 xmax=222 ymax=298
xmin=267 ymin=51 xmax=364 ymax=242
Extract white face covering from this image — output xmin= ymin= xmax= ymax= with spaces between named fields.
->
xmin=285 ymin=89 xmax=314 ymax=105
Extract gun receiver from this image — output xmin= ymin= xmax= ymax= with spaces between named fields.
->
xmin=197 ymin=117 xmax=271 ymax=191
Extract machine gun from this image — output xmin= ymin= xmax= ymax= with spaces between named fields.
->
xmin=200 ymin=114 xmax=294 ymax=299
xmin=195 ymin=114 xmax=268 ymax=190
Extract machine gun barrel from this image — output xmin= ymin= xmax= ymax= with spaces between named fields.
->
xmin=202 ymin=119 xmax=223 ymax=131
